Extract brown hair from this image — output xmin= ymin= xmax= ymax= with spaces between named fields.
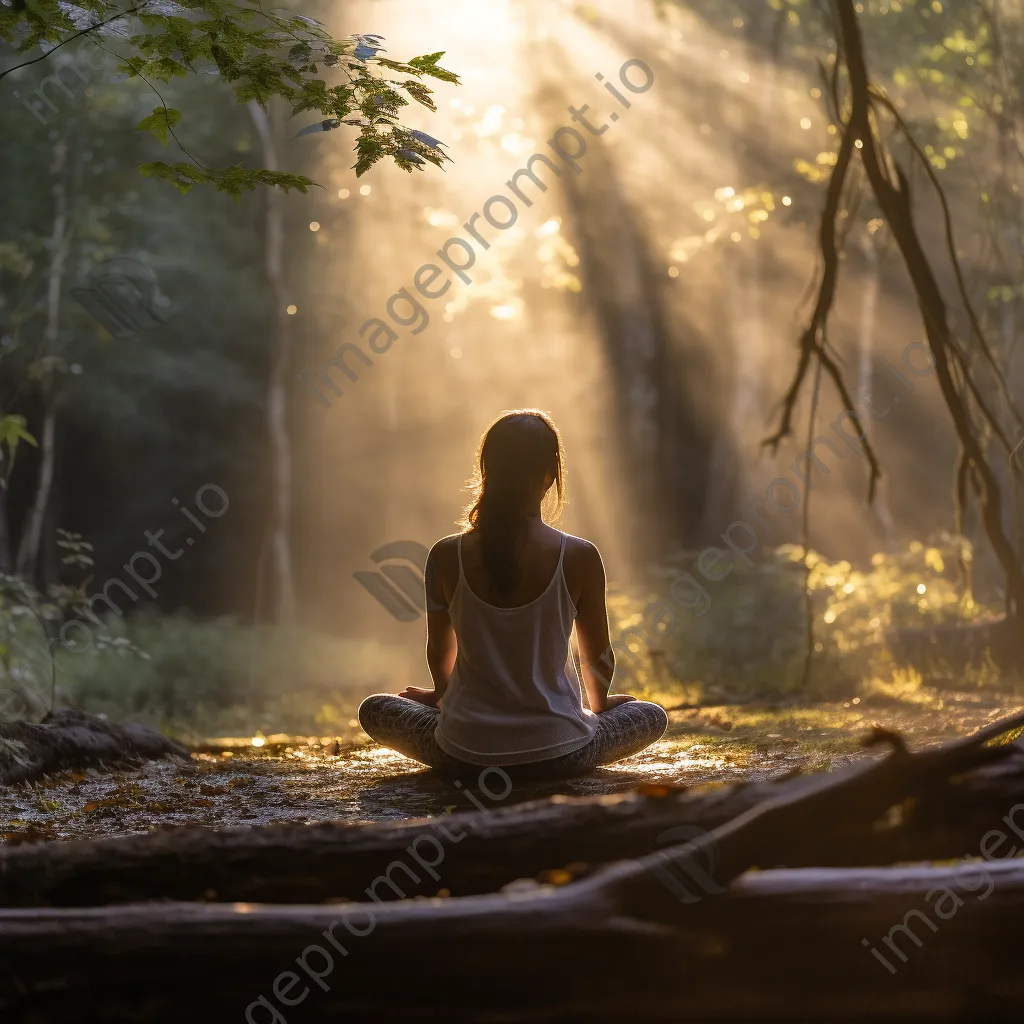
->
xmin=461 ymin=410 xmax=566 ymax=599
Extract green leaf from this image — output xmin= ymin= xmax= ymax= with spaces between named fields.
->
xmin=0 ymin=414 xmax=38 ymax=476
xmin=407 ymin=52 xmax=459 ymax=84
xmin=135 ymin=107 xmax=183 ymax=146
xmin=0 ymin=242 xmax=32 ymax=278
xmin=138 ymin=161 xmax=209 ymax=195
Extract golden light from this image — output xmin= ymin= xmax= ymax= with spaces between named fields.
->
xmin=490 ymin=302 xmax=521 ymax=320
xmin=917 ymin=584 xmax=927 ymax=594
xmin=425 ymin=207 xmax=459 ymax=228
xmin=337 ymin=188 xmax=349 ymax=199
xmin=309 ymin=221 xmax=320 ymax=232
xmin=359 ymin=184 xmax=372 ymax=196
xmin=474 ymin=104 xmax=506 ymax=137
xmin=800 ymin=118 xmax=812 ymax=129
xmin=251 ymin=736 xmax=266 ymax=747
xmin=668 ymin=266 xmax=679 ymax=278
xmin=285 ymin=305 xmax=297 ymax=315
xmin=782 ymin=196 xmax=793 ymax=206
xmin=536 ymin=218 xmax=561 ymax=237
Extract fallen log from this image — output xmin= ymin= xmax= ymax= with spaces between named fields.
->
xmin=5 ymin=719 xmax=1023 ymax=908
xmin=0 ymin=707 xmax=189 ymax=786
xmin=4 ymin=714 xmax=1024 ymax=1021
xmin=2 ymin=861 xmax=1022 ymax=1021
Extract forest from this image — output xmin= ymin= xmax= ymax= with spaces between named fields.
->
xmin=1 ymin=0 xmax=1023 ymax=1019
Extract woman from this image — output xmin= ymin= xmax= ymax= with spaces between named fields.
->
xmin=358 ymin=409 xmax=668 ymax=780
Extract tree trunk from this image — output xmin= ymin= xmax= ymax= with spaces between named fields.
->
xmin=0 ymin=476 xmax=12 ymax=573
xmin=16 ymin=138 xmax=69 ymax=579
xmin=835 ymin=0 xmax=1024 ymax=653
xmin=248 ymin=100 xmax=297 ymax=624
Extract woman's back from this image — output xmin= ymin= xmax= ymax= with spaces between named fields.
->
xmin=430 ymin=523 xmax=597 ymax=766
xmin=465 ymin=524 xmax=560 ymax=605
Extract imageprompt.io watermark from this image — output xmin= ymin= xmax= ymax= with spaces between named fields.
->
xmin=295 ymin=56 xmax=656 ymax=408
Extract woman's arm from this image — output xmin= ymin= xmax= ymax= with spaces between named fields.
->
xmin=399 ymin=539 xmax=457 ymax=708
xmin=572 ymin=541 xmax=635 ymax=714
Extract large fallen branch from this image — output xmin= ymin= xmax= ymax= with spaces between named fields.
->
xmin=0 ymin=707 xmax=189 ymax=786
xmin=2 ymin=862 xmax=1022 ymax=1021
xmin=3 ymin=715 xmax=1023 ymax=1020
xmin=4 ymin=716 xmax=1023 ymax=908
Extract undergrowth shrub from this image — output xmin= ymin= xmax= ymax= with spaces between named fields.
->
xmin=607 ymin=534 xmax=1007 ymax=702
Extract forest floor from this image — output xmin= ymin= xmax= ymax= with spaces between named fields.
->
xmin=2 ymin=682 xmax=1022 ymax=846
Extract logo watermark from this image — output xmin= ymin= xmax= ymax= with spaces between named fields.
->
xmin=647 ymin=824 xmax=726 ymax=903
xmin=71 ymin=257 xmax=170 ymax=339
xmin=353 ymin=541 xmax=429 ymax=621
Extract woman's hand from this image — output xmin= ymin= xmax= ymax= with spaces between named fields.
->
xmin=398 ymin=686 xmax=440 ymax=708
xmin=599 ymin=693 xmax=637 ymax=713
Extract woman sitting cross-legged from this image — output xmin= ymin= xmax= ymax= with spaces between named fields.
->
xmin=358 ymin=409 xmax=669 ymax=781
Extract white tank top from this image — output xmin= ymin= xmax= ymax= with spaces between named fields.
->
xmin=434 ymin=531 xmax=598 ymax=766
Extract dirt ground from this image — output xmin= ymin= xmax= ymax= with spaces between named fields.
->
xmin=3 ymin=682 xmax=1021 ymax=846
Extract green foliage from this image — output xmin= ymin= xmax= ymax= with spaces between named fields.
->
xmin=135 ymin=105 xmax=182 ymax=144
xmin=0 ymin=3 xmax=459 ymax=192
xmin=609 ymin=536 xmax=1003 ymax=701
xmin=0 ymin=414 xmax=37 ymax=479
xmin=0 ymin=528 xmax=147 ymax=722
xmin=48 ymin=613 xmax=410 ymax=738
xmin=136 ymin=160 xmax=312 ymax=197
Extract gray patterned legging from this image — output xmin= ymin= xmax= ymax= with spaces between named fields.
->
xmin=357 ymin=694 xmax=669 ymax=781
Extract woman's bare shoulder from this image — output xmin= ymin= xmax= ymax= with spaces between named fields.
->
xmin=430 ymin=532 xmax=463 ymax=551
xmin=425 ymin=534 xmax=464 ymax=603
xmin=427 ymin=533 xmax=464 ymax=573
xmin=561 ymin=532 xmax=605 ymax=576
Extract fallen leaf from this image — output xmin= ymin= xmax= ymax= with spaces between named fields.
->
xmin=635 ymin=783 xmax=685 ymax=798
xmin=538 ymin=868 xmax=573 ymax=886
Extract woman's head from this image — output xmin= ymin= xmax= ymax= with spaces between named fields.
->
xmin=462 ymin=410 xmax=566 ymax=598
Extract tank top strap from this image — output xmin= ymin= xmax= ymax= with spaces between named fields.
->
xmin=557 ymin=530 xmax=567 ymax=566
xmin=457 ymin=533 xmax=466 ymax=582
